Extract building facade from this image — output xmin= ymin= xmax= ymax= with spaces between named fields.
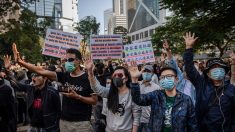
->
xmin=127 ymin=0 xmax=166 ymax=42
xmin=104 ymin=8 xmax=113 ymax=34
xmin=27 ymin=0 xmax=79 ymax=33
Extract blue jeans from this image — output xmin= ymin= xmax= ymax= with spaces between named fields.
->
xmin=138 ymin=123 xmax=151 ymax=132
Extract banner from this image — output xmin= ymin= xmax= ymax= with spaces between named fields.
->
xmin=90 ymin=35 xmax=123 ymax=59
xmin=42 ymin=29 xmax=81 ymax=58
xmin=124 ymin=41 xmax=155 ymax=64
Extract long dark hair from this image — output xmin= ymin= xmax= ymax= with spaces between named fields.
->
xmin=107 ymin=66 xmax=131 ymax=114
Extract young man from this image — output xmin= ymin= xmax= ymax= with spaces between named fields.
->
xmin=138 ymin=64 xmax=161 ymax=132
xmin=12 ymin=44 xmax=97 ymax=132
xmin=129 ymin=63 xmax=198 ymax=132
xmin=183 ymin=32 xmax=235 ymax=132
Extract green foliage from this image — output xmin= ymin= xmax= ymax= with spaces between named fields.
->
xmin=152 ymin=0 xmax=235 ymax=57
xmin=74 ymin=16 xmax=100 ymax=42
xmin=0 ymin=8 xmax=53 ymax=64
xmin=74 ymin=16 xmax=100 ymax=55
xmin=113 ymin=26 xmax=131 ymax=44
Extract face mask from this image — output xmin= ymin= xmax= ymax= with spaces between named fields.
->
xmin=113 ymin=66 xmax=116 ymax=70
xmin=142 ymin=73 xmax=152 ymax=81
xmin=112 ymin=77 xmax=124 ymax=88
xmin=210 ymin=67 xmax=225 ymax=80
xmin=159 ymin=78 xmax=175 ymax=90
xmin=65 ymin=62 xmax=76 ymax=72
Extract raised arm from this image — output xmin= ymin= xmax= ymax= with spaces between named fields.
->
xmin=163 ymin=40 xmax=184 ymax=81
xmin=183 ymin=32 xmax=203 ymax=88
xmin=129 ymin=61 xmax=154 ymax=106
xmin=12 ymin=43 xmax=57 ymax=81
xmin=84 ymin=56 xmax=110 ymax=98
xmin=231 ymin=53 xmax=235 ymax=85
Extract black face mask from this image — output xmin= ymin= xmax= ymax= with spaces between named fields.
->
xmin=112 ymin=77 xmax=124 ymax=88
xmin=0 ymin=77 xmax=4 ymax=85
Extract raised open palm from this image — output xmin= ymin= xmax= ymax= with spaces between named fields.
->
xmin=128 ymin=61 xmax=142 ymax=79
xmin=183 ymin=32 xmax=198 ymax=49
xmin=83 ymin=55 xmax=94 ymax=72
xmin=3 ymin=55 xmax=11 ymax=70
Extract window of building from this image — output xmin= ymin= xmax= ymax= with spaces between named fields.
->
xmin=145 ymin=31 xmax=148 ymax=38
xmin=136 ymin=34 xmax=139 ymax=40
xmin=150 ymin=29 xmax=155 ymax=36
xmin=120 ymin=0 xmax=124 ymax=15
xmin=132 ymin=35 xmax=135 ymax=41
xmin=140 ymin=32 xmax=144 ymax=39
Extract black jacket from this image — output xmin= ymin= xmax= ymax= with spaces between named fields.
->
xmin=183 ymin=48 xmax=235 ymax=132
xmin=13 ymin=82 xmax=61 ymax=131
xmin=0 ymin=84 xmax=17 ymax=132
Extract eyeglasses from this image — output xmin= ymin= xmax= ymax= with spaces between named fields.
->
xmin=67 ymin=58 xmax=75 ymax=62
xmin=112 ymin=73 xmax=124 ymax=78
xmin=143 ymin=69 xmax=151 ymax=73
xmin=159 ymin=74 xmax=176 ymax=80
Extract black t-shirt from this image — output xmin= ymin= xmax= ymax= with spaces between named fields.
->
xmin=29 ymin=90 xmax=44 ymax=128
xmin=56 ymin=72 xmax=94 ymax=121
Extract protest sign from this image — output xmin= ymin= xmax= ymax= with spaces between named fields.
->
xmin=90 ymin=35 xmax=123 ymax=59
xmin=124 ymin=41 xmax=155 ymax=65
xmin=42 ymin=29 xmax=81 ymax=58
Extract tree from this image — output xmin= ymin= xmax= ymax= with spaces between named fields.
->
xmin=74 ymin=16 xmax=100 ymax=55
xmin=113 ymin=26 xmax=131 ymax=44
xmin=0 ymin=9 xmax=45 ymax=63
xmin=152 ymin=0 xmax=235 ymax=57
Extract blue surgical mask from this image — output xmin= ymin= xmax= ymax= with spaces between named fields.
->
xmin=142 ymin=72 xmax=152 ymax=81
xmin=106 ymin=84 xmax=111 ymax=88
xmin=159 ymin=78 xmax=175 ymax=90
xmin=210 ymin=67 xmax=225 ymax=80
xmin=65 ymin=62 xmax=75 ymax=72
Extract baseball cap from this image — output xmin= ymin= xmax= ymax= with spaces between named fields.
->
xmin=143 ymin=65 xmax=153 ymax=71
xmin=204 ymin=58 xmax=229 ymax=73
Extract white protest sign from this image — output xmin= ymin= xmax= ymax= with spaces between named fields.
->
xmin=42 ymin=29 xmax=81 ymax=58
xmin=124 ymin=41 xmax=155 ymax=64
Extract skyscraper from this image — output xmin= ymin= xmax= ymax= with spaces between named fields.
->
xmin=127 ymin=0 xmax=166 ymax=42
xmin=112 ymin=0 xmax=127 ymax=29
xmin=104 ymin=8 xmax=113 ymax=34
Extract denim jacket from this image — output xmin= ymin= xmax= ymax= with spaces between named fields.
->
xmin=131 ymin=83 xmax=198 ymax=132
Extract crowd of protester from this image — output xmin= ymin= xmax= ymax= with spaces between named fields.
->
xmin=0 ymin=32 xmax=235 ymax=132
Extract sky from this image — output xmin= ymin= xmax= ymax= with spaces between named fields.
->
xmin=79 ymin=0 xmax=112 ymax=34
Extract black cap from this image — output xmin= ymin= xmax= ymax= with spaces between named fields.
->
xmin=204 ymin=58 xmax=229 ymax=73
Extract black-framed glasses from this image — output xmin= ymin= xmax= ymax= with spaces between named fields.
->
xmin=159 ymin=74 xmax=176 ymax=80
xmin=143 ymin=69 xmax=151 ymax=73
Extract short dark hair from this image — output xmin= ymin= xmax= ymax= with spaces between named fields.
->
xmin=66 ymin=48 xmax=82 ymax=60
xmin=159 ymin=67 xmax=177 ymax=76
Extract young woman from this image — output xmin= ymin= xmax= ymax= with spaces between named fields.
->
xmin=84 ymin=57 xmax=141 ymax=132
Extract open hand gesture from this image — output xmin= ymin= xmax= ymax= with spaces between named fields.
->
xmin=3 ymin=55 xmax=11 ymax=70
xmin=163 ymin=39 xmax=170 ymax=50
xmin=12 ymin=43 xmax=22 ymax=63
xmin=183 ymin=32 xmax=198 ymax=49
xmin=83 ymin=55 xmax=94 ymax=73
xmin=128 ymin=61 xmax=142 ymax=81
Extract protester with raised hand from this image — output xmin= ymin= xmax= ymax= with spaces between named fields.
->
xmin=3 ymin=55 xmax=61 ymax=132
xmin=0 ymin=59 xmax=16 ymax=132
xmin=138 ymin=64 xmax=161 ymax=132
xmin=12 ymin=43 xmax=97 ymax=132
xmin=84 ymin=56 xmax=141 ymax=132
xmin=163 ymin=39 xmax=196 ymax=105
xmin=183 ymin=32 xmax=235 ymax=132
xmin=129 ymin=61 xmax=197 ymax=132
